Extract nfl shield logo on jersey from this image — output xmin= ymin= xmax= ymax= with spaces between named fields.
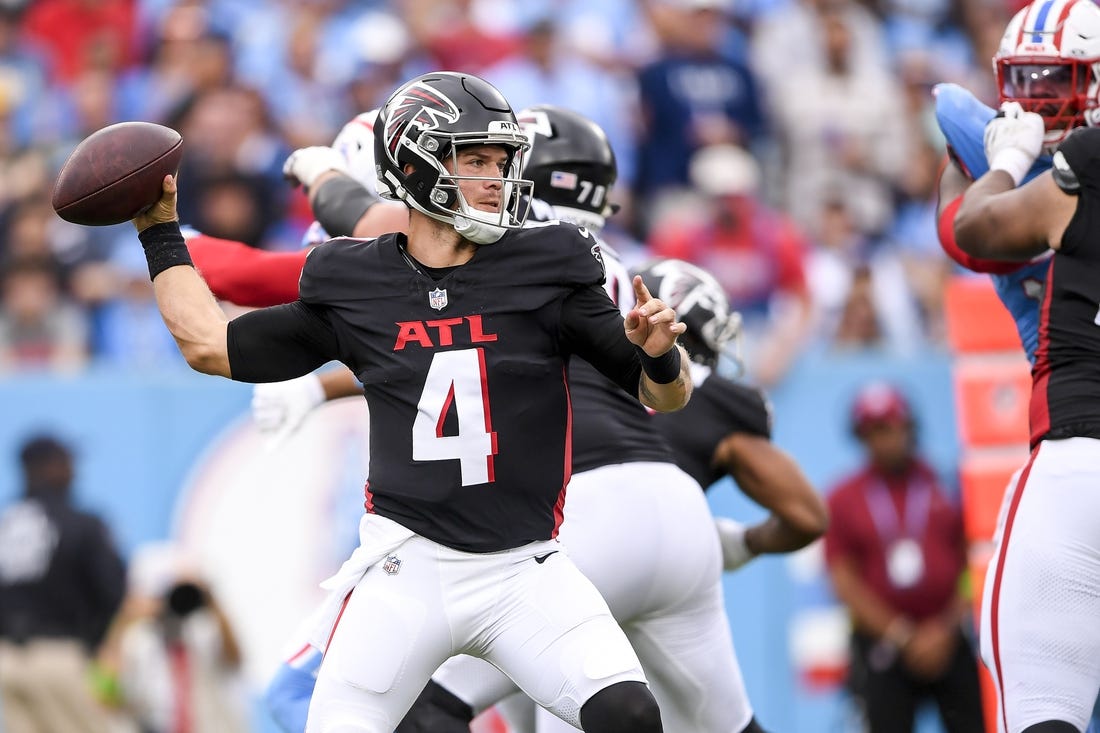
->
xmin=383 ymin=555 xmax=401 ymax=575
xmin=429 ymin=287 xmax=448 ymax=311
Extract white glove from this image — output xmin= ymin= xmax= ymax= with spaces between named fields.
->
xmin=251 ymin=373 xmax=325 ymax=450
xmin=715 ymin=517 xmax=757 ymax=571
xmin=283 ymin=146 xmax=348 ymax=189
xmin=983 ymin=101 xmax=1045 ymax=186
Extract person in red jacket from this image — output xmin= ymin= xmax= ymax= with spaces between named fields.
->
xmin=823 ymin=381 xmax=984 ymax=733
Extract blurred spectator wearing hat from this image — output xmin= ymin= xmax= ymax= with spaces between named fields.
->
xmin=822 ymin=382 xmax=984 ymax=733
xmin=96 ymin=542 xmax=247 ymax=733
xmin=646 ymin=143 xmax=812 ymax=386
xmin=0 ymin=433 xmax=126 ymax=733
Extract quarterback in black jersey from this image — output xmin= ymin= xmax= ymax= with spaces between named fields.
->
xmin=954 ymin=51 xmax=1100 ymax=733
xmin=255 ymin=105 xmax=772 ymax=733
xmin=130 ymin=73 xmax=690 ymax=733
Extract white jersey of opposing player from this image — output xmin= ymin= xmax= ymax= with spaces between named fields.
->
xmin=301 ymin=110 xmax=380 ymax=248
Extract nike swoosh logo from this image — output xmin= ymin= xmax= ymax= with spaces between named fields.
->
xmin=533 ymin=551 xmax=559 ymax=564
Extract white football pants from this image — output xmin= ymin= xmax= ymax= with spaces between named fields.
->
xmin=433 ymin=461 xmax=754 ymax=733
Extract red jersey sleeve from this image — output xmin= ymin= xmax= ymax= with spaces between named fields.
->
xmin=186 ymin=235 xmax=309 ymax=307
xmin=937 ymin=195 xmax=1026 ymax=276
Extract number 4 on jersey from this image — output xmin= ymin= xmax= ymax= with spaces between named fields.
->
xmin=412 ymin=348 xmax=498 ymax=486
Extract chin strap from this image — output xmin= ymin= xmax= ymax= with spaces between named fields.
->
xmin=452 ymin=214 xmax=508 ymax=244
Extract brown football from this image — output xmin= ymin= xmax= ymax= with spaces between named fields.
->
xmin=52 ymin=121 xmax=183 ymax=226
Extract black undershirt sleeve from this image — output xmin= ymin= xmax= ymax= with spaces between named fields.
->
xmin=226 ymin=301 xmax=341 ymax=382
xmin=311 ymin=173 xmax=378 ymax=237
xmin=559 ymin=284 xmax=643 ymax=396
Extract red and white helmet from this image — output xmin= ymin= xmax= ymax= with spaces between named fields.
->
xmin=331 ymin=110 xmax=380 ymax=193
xmin=994 ymin=0 xmax=1100 ymax=146
xmin=300 ymin=110 xmax=382 ymax=248
xmin=850 ymin=381 xmax=913 ymax=437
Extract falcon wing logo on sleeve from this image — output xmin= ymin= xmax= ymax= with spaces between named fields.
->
xmin=385 ymin=82 xmax=461 ymax=156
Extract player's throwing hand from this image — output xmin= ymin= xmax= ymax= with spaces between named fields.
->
xmin=624 ymin=275 xmax=685 ymax=356
xmin=132 ymin=175 xmax=179 ymax=232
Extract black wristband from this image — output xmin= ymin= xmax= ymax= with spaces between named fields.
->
xmin=138 ymin=221 xmax=193 ymax=281
xmin=312 ymin=173 xmax=378 ymax=237
xmin=637 ymin=345 xmax=681 ymax=384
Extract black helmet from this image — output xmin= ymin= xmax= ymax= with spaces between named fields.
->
xmin=374 ymin=71 xmax=533 ymax=244
xmin=632 ymin=258 xmax=741 ymax=369
xmin=517 ymin=104 xmax=617 ymax=230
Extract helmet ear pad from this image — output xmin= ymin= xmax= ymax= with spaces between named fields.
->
xmin=403 ymin=159 xmax=459 ymax=211
xmin=403 ymin=161 xmax=440 ymax=201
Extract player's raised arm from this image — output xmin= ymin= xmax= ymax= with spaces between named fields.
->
xmin=954 ymin=103 xmax=1076 ymax=260
xmin=132 ymin=175 xmax=231 ymax=377
xmin=133 ymin=176 xmax=338 ymax=383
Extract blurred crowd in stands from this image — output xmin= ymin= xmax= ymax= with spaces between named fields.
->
xmin=0 ymin=0 xmax=1025 ymax=385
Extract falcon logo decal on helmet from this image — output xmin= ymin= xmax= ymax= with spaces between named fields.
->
xmin=384 ymin=82 xmax=461 ymax=156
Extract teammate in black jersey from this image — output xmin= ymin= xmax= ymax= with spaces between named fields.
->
xmin=129 ymin=72 xmax=691 ymax=733
xmin=953 ymin=89 xmax=1100 ymax=732
xmin=635 ymin=258 xmax=829 ymax=570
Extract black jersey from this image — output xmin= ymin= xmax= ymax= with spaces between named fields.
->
xmin=226 ymin=223 xmax=650 ymax=552
xmin=522 ymin=200 xmax=673 ymax=471
xmin=568 ymin=244 xmax=675 ymax=473
xmin=0 ymin=497 xmax=125 ymax=649
xmin=1032 ymin=127 xmax=1100 ymax=446
xmin=650 ymin=369 xmax=771 ymax=490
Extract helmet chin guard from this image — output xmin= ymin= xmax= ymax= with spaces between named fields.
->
xmin=375 ymin=72 xmax=533 ymax=243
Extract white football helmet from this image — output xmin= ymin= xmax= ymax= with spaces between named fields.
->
xmin=994 ymin=0 xmax=1100 ymax=146
xmin=300 ymin=109 xmax=382 ymax=248
xmin=330 ymin=110 xmax=381 ymax=193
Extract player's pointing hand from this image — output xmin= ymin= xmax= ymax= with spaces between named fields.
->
xmin=625 ymin=274 xmax=686 ymax=356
